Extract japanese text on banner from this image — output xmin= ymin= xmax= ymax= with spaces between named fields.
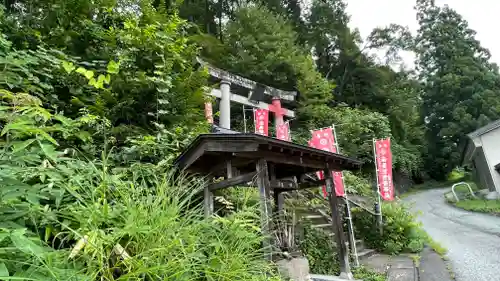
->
xmin=309 ymin=127 xmax=345 ymax=197
xmin=374 ymin=138 xmax=394 ymax=201
xmin=253 ymin=109 xmax=269 ymax=136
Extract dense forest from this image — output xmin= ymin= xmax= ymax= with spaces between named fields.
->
xmin=1 ymin=0 xmax=500 ymax=279
xmin=2 ymin=0 xmax=499 ymax=179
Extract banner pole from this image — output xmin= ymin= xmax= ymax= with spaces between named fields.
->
xmin=373 ymin=138 xmax=383 ymax=235
xmin=333 ymin=124 xmax=359 ymax=267
xmin=243 ymin=105 xmax=247 ymax=133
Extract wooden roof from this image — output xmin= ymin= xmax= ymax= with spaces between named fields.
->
xmin=174 ymin=134 xmax=362 ymax=179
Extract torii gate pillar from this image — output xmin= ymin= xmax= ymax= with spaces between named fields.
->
xmin=269 ymin=97 xmax=286 ymax=127
xmin=220 ymin=80 xmax=232 ymax=129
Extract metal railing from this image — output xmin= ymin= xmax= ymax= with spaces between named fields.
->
xmin=345 ymin=197 xmax=378 ymax=216
xmin=451 ymin=182 xmax=476 ymax=202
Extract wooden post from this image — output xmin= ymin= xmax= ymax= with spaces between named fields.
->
xmin=274 ymin=191 xmax=284 ymax=213
xmin=226 ymin=160 xmax=233 ymax=179
xmin=204 ymin=185 xmax=214 ymax=218
xmin=256 ymin=159 xmax=272 ymax=260
xmin=324 ymin=168 xmax=353 ymax=279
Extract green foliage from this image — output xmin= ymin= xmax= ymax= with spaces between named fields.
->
xmin=426 ymin=236 xmax=448 ymax=257
xmin=0 ymin=91 xmax=280 ymax=279
xmin=454 ymin=199 xmax=500 ymax=214
xmin=352 ymin=203 xmax=426 ymax=255
xmin=297 ymin=225 xmax=339 ymax=275
xmin=344 ymin=171 xmax=373 ymax=197
xmin=2 ymin=0 xmax=208 ymax=137
xmin=116 ymin=121 xmax=210 ymax=166
xmin=414 ymin=0 xmax=500 ymax=178
xmin=297 ymin=224 xmax=385 ymax=280
xmin=447 ymin=168 xmax=466 ymax=182
xmin=197 ymin=5 xmax=334 ymax=109
xmin=352 ymin=267 xmax=386 ymax=281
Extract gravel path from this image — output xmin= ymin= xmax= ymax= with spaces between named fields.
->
xmin=404 ymin=189 xmax=500 ymax=281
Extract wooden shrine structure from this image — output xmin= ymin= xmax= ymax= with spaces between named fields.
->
xmin=174 ymin=133 xmax=362 ymax=278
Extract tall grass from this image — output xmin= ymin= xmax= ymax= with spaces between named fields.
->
xmin=3 ymin=160 xmax=282 ymax=280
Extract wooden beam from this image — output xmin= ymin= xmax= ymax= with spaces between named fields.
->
xmin=234 ymin=151 xmax=326 ymax=170
xmin=206 ymin=140 xmax=259 ymax=152
xmin=208 ymin=171 xmax=258 ymax=191
xmin=325 ymin=168 xmax=352 ymax=278
xmin=210 ymin=89 xmax=295 ymax=118
xmin=256 ymin=159 xmax=272 ymax=260
xmin=181 ymin=143 xmax=206 ymax=170
xmin=270 ymin=179 xmax=296 ymax=189
xmin=209 ymin=158 xmax=254 ymax=174
xmin=279 ymin=179 xmax=327 ymax=192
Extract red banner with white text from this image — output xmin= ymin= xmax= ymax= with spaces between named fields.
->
xmin=374 ymin=138 xmax=394 ymax=201
xmin=309 ymin=128 xmax=345 ymax=197
xmin=254 ymin=109 xmax=269 ymax=136
xmin=276 ymin=122 xmax=290 ymax=141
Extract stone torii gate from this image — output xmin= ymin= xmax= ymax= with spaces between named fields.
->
xmin=198 ymin=58 xmax=296 ymax=130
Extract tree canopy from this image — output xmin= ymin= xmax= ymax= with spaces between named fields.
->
xmin=2 ymin=0 xmax=498 ymax=180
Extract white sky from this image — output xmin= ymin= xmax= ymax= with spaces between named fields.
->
xmin=345 ymin=0 xmax=500 ymax=68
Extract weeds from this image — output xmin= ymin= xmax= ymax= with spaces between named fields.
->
xmin=454 ymin=199 xmax=500 ymax=214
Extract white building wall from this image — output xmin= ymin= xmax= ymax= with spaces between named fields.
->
xmin=480 ymin=128 xmax=500 ymax=192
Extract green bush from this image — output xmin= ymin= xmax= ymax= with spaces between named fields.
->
xmin=297 ymin=225 xmax=340 ymax=275
xmin=447 ymin=168 xmax=465 ymax=182
xmin=352 ymin=267 xmax=386 ymax=281
xmin=455 ymin=199 xmax=500 ymax=214
xmin=296 ymin=225 xmax=385 ymax=280
xmin=0 ymin=91 xmax=281 ymax=280
xmin=352 ymin=203 xmax=426 ymax=255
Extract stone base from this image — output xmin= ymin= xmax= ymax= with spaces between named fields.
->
xmin=276 ymin=257 xmax=312 ymax=281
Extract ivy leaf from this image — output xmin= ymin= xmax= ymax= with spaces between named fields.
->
xmin=83 ymin=70 xmax=94 ymax=80
xmin=96 ymin=74 xmax=106 ymax=88
xmin=75 ymin=67 xmax=86 ymax=75
xmin=88 ymin=77 xmax=97 ymax=87
xmin=107 ymin=60 xmax=120 ymax=74
xmin=104 ymin=74 xmax=111 ymax=84
xmin=62 ymin=61 xmax=76 ymax=73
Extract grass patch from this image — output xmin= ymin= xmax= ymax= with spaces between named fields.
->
xmin=454 ymin=199 xmax=500 ymax=214
xmin=399 ymin=180 xmax=467 ymax=199
xmin=352 ymin=266 xmax=386 ymax=281
xmin=453 ymin=182 xmax=478 ymax=193
xmin=426 ymin=236 xmax=448 ymax=257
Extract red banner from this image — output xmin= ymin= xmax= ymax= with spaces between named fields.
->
xmin=375 ymin=138 xmax=394 ymax=201
xmin=254 ymin=109 xmax=269 ymax=136
xmin=309 ymin=128 xmax=345 ymax=197
xmin=276 ymin=122 xmax=290 ymax=141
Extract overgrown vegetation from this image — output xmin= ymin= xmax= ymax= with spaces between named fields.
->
xmin=352 ymin=203 xmax=426 ymax=255
xmin=453 ymin=200 xmax=500 ymax=214
xmin=1 ymin=0 xmax=498 ymax=279
xmin=298 ymin=225 xmax=339 ymax=275
xmin=297 ymin=225 xmax=385 ymax=281
xmin=0 ymin=87 xmax=280 ymax=279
